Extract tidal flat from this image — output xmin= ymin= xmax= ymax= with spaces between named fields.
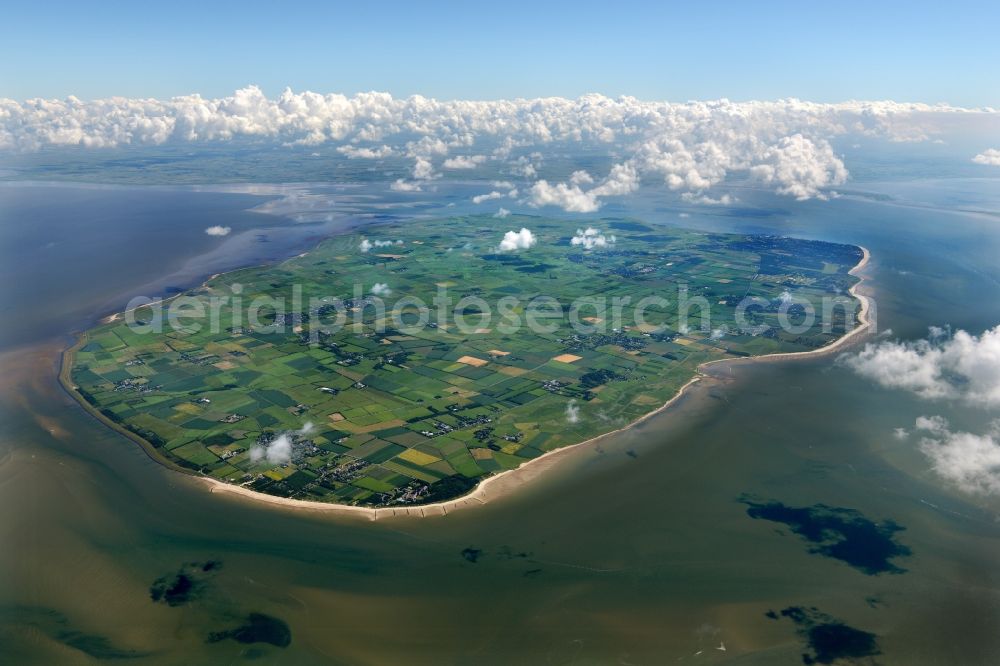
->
xmin=1 ymin=179 xmax=998 ymax=663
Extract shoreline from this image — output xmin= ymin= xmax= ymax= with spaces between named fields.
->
xmin=98 ymin=216 xmax=381 ymax=327
xmin=202 ymin=246 xmax=875 ymax=521
xmin=202 ymin=370 xmax=709 ymax=521
xmin=61 ymin=237 xmax=873 ymax=522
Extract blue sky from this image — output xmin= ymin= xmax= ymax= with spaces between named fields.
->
xmin=3 ymin=0 xmax=999 ymax=105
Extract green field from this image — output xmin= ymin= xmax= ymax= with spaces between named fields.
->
xmin=66 ymin=215 xmax=864 ymax=507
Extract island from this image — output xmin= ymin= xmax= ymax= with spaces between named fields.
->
xmin=62 ymin=215 xmax=867 ymax=511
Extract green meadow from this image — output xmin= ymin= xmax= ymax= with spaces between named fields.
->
xmin=67 ymin=216 xmax=863 ymax=507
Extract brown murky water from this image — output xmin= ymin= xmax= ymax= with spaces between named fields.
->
xmin=1 ymin=182 xmax=999 ymax=664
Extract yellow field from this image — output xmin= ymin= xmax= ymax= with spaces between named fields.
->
xmin=398 ymin=448 xmax=441 ymax=466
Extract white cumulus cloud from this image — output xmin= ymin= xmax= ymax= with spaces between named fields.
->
xmin=681 ymin=192 xmax=734 ymax=205
xmin=360 ymin=238 xmax=401 ymax=252
xmin=528 ymin=180 xmax=600 ymax=212
xmin=911 ymin=416 xmax=1000 ymax=495
xmin=248 ymin=422 xmax=315 ymax=466
xmin=3 ymin=87 xmax=995 ymax=208
xmin=337 ymin=144 xmax=394 ymax=159
xmin=566 ymin=399 xmax=580 ymax=424
xmin=266 ymin=434 xmax=293 ymax=464
xmin=749 ymin=134 xmax=848 ymax=200
xmin=571 ymin=227 xmax=616 ymax=249
xmin=205 ymin=225 xmax=231 ymax=236
xmin=371 ymin=282 xmax=391 ymax=296
xmin=842 ymin=325 xmax=1000 ymax=407
xmin=442 ymin=155 xmax=486 ymax=169
xmin=390 ymin=179 xmax=422 ymax=192
xmin=528 ymin=162 xmax=639 ymax=212
xmin=412 ymin=156 xmax=437 ymax=180
xmin=972 ymin=148 xmax=1000 ymax=166
xmin=497 ymin=227 xmax=536 ymax=252
xmin=250 ymin=433 xmax=293 ymax=465
xmin=472 ymin=190 xmax=503 ymax=204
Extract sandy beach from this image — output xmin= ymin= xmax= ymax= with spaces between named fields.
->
xmin=202 ymin=245 xmax=874 ymax=521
